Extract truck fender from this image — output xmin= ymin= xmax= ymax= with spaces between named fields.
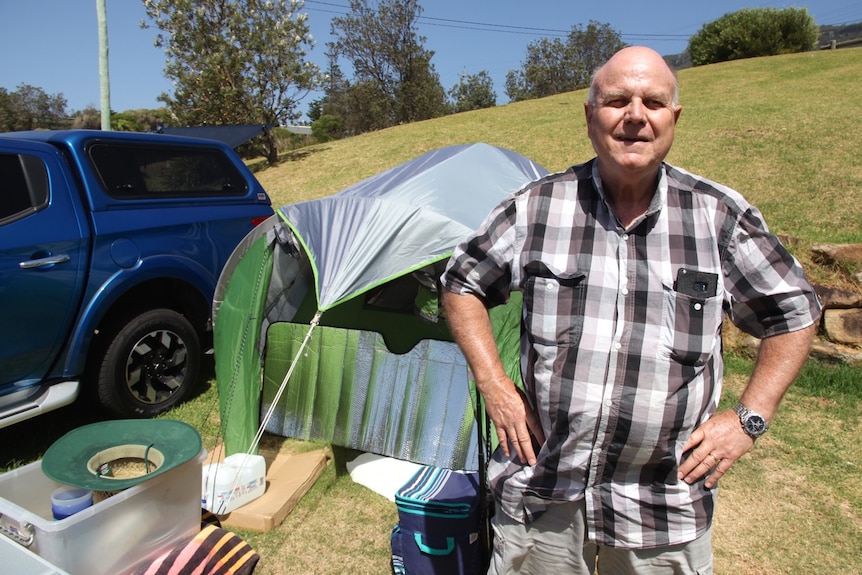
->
xmin=61 ymin=254 xmax=218 ymax=376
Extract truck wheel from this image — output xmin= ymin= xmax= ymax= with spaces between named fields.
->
xmin=96 ymin=308 xmax=201 ymax=418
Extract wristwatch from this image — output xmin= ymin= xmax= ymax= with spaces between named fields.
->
xmin=733 ymin=402 xmax=769 ymax=438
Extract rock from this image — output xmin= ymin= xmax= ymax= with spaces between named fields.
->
xmin=811 ymin=243 xmax=862 ymax=267
xmin=822 ymin=308 xmax=862 ymax=345
xmin=723 ymin=243 xmax=862 ymax=364
xmin=812 ymin=282 xmax=862 ymax=308
xmin=722 ymin=319 xmax=760 ymax=355
xmin=810 ymin=339 xmax=862 ymax=365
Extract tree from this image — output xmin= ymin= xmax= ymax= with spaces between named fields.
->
xmin=143 ymin=0 xmax=324 ymax=164
xmin=505 ymin=21 xmax=625 ymax=102
xmin=0 ymin=84 xmax=68 ymax=131
xmin=449 ymin=71 xmax=496 ymax=113
xmin=307 ymin=98 xmax=324 ymax=123
xmin=344 ymin=80 xmax=392 ymax=134
xmin=0 ymin=89 xmax=12 ymax=132
xmin=505 ymin=37 xmax=569 ymax=102
xmin=688 ymin=7 xmax=819 ymax=66
xmin=109 ymin=108 xmax=172 ymax=132
xmin=310 ymin=114 xmax=343 ymax=142
xmin=314 ymin=47 xmax=352 ymax=137
xmin=70 ymin=106 xmax=102 ymax=129
xmin=329 ymin=0 xmax=447 ymax=131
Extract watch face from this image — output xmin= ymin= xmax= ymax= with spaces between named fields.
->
xmin=744 ymin=415 xmax=768 ymax=436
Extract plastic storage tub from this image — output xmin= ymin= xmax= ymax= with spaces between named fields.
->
xmin=0 ymin=449 xmax=204 ymax=575
xmin=0 ymin=532 xmax=71 ymax=575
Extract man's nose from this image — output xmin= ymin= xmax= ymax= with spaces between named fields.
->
xmin=625 ymin=99 xmax=646 ymax=123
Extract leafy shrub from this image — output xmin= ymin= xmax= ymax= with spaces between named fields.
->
xmin=688 ymin=7 xmax=819 ymax=66
xmin=311 ymin=114 xmax=345 ymax=143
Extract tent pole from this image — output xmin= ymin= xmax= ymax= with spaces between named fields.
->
xmin=245 ymin=310 xmax=322 ymax=455
xmin=208 ymin=311 xmax=321 ymax=514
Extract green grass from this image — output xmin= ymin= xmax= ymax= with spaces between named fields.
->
xmin=716 ymin=355 xmax=862 ymax=574
xmin=2 ymin=48 xmax=862 ymax=574
xmin=726 ymin=352 xmax=862 ymax=406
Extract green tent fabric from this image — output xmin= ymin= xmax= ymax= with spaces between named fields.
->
xmin=211 ymin=228 xmax=274 ymax=456
xmin=213 ymin=143 xmax=546 ymax=468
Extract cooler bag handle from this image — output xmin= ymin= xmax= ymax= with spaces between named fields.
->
xmin=414 ymin=533 xmax=455 ymax=556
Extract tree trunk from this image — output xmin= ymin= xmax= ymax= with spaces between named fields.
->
xmin=265 ymin=129 xmax=279 ymax=165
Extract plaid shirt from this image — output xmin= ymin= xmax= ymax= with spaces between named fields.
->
xmin=442 ymin=159 xmax=820 ymax=548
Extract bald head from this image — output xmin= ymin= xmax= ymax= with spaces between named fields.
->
xmin=588 ymin=46 xmax=679 ymax=108
xmin=583 ymin=45 xmax=683 ymax=197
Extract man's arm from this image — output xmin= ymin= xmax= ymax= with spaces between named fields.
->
xmin=442 ymin=290 xmax=544 ymax=465
xmin=678 ymin=323 xmax=817 ymax=488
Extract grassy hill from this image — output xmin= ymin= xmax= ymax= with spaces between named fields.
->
xmin=256 ymin=47 xmax=862 ymax=295
xmin=259 ymin=47 xmax=862 ymax=251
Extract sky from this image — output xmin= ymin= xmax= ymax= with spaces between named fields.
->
xmin=1 ymin=0 xmax=860 ymax=121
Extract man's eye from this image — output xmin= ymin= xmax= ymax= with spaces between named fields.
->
xmin=605 ymin=99 xmax=628 ymax=108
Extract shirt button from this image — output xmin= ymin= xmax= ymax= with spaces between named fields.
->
xmin=621 ymin=288 xmax=629 ymax=295
xmin=614 ymin=342 xmax=621 ymax=350
xmin=622 ymin=234 xmax=629 ymax=241
xmin=546 ymin=283 xmax=554 ymax=291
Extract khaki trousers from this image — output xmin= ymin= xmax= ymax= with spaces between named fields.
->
xmin=486 ymin=499 xmax=713 ymax=575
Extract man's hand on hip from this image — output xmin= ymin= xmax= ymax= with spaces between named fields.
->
xmin=678 ymin=409 xmax=754 ymax=488
xmin=480 ymin=375 xmax=545 ymax=466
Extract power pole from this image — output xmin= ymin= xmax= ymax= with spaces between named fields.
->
xmin=97 ymin=0 xmax=111 ymax=130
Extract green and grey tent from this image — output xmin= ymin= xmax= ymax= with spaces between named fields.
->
xmin=212 ymin=143 xmax=547 ymax=470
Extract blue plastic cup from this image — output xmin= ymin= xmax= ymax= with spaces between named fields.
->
xmin=51 ymin=486 xmax=94 ymax=520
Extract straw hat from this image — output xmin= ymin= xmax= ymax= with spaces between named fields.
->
xmin=41 ymin=419 xmax=202 ymax=491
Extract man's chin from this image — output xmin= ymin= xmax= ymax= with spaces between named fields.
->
xmin=611 ymin=153 xmax=659 ymax=173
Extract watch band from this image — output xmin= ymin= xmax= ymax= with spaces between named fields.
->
xmin=733 ymin=401 xmax=751 ymax=418
xmin=733 ymin=401 xmax=769 ymax=438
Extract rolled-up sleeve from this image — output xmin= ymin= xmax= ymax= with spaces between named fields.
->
xmin=442 ymin=197 xmax=520 ymax=308
xmin=723 ymin=205 xmax=822 ymax=338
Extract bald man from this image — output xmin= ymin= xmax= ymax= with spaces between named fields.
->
xmin=442 ymin=47 xmax=820 ymax=574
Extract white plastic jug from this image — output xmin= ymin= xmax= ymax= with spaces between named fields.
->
xmin=201 ymin=453 xmax=266 ymax=514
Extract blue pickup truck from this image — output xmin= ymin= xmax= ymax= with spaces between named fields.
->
xmin=0 ymin=130 xmax=273 ymax=428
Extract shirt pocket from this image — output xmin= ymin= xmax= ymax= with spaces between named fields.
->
xmin=523 ymin=261 xmax=587 ymax=348
xmin=659 ymin=281 xmax=724 ymax=367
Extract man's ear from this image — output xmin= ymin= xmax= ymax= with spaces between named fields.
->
xmin=673 ymin=105 xmax=683 ymax=124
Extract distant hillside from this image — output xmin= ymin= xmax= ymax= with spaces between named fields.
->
xmin=665 ymin=52 xmax=691 ymax=70
xmin=819 ymin=22 xmax=862 ymax=47
xmin=663 ymin=21 xmax=862 ymax=70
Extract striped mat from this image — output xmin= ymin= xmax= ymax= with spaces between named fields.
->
xmin=131 ymin=524 xmax=259 ymax=575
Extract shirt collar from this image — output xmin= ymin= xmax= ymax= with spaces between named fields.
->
xmin=590 ymin=160 xmax=668 ymax=229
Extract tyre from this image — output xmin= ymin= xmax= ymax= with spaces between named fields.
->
xmin=95 ymin=308 xmax=201 ymax=418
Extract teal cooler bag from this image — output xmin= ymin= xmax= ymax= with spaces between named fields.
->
xmin=391 ymin=466 xmax=481 ymax=575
